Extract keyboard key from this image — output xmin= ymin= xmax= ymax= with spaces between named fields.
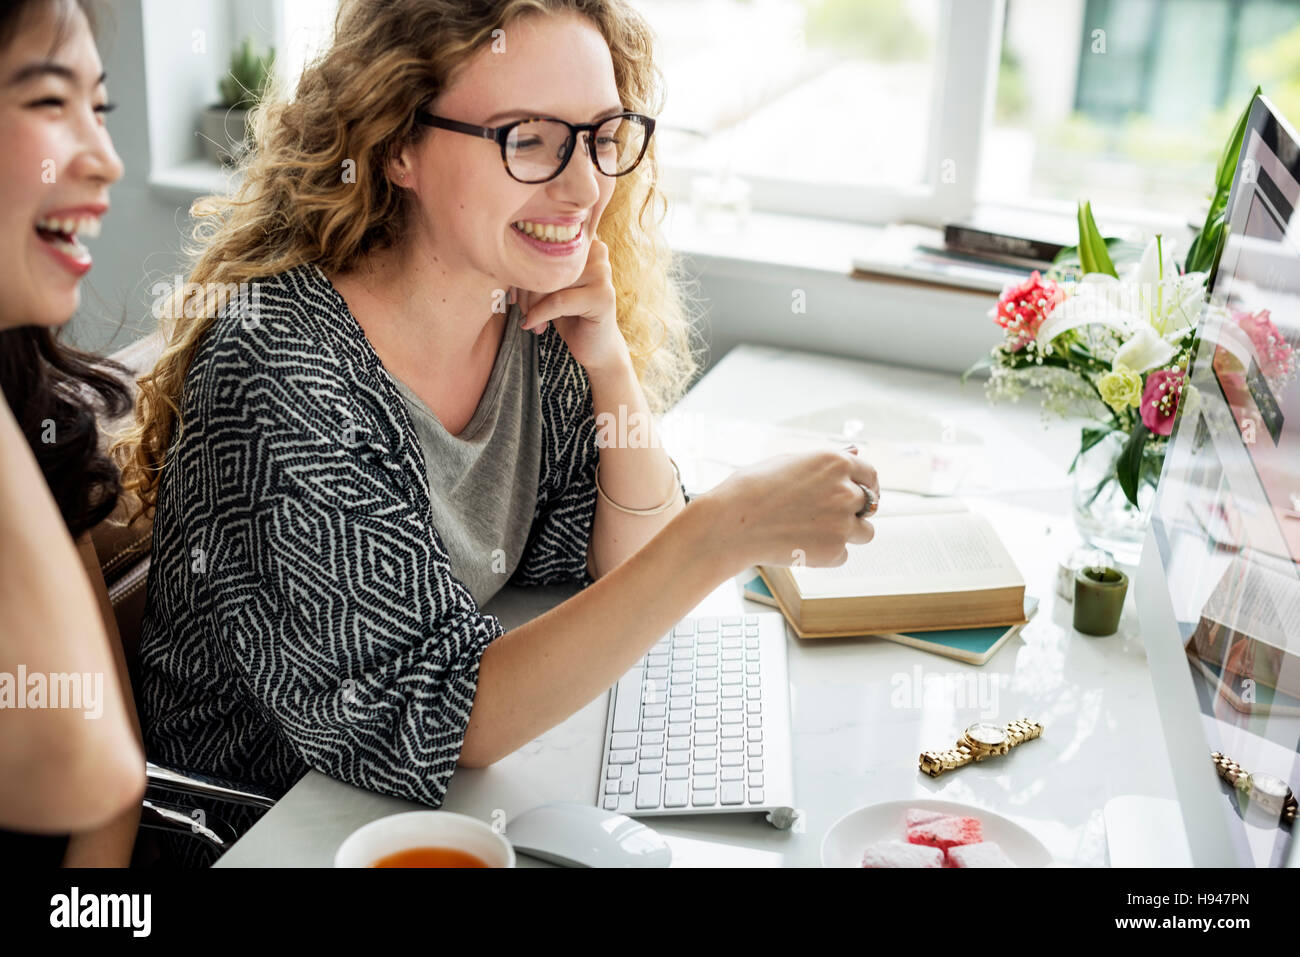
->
xmin=693 ymin=733 xmax=717 ymax=747
xmin=607 ymin=766 xmax=621 ymax=779
xmin=721 ymin=753 xmax=744 ymax=767
xmin=749 ymin=773 xmax=764 ymax=787
xmin=721 ymin=684 xmax=743 ymax=696
xmin=666 ymin=766 xmax=688 ymax=780
xmin=722 ymin=649 xmax=741 ymax=660
xmin=670 ymin=673 xmax=692 ymax=686
xmin=644 ymin=704 xmax=666 ymax=719
xmin=693 ymin=761 xmax=716 ymax=776
xmin=668 ymin=721 xmax=692 ymax=737
xmin=746 ymin=714 xmax=762 ymax=727
xmin=695 ymin=705 xmax=717 ymax=719
xmin=745 ymin=637 xmax=759 ymax=649
xmin=695 ymin=719 xmax=717 ymax=734
xmin=693 ymin=775 xmax=717 ymax=791
xmin=646 ymin=653 xmax=669 ymax=667
xmin=695 ymin=692 xmax=717 ymax=706
xmin=637 ymin=775 xmax=662 ymax=809
xmin=720 ymin=739 xmax=743 ymax=752
xmin=746 ymin=688 xmax=760 ymax=700
xmin=721 ymin=699 xmax=742 ymax=712
xmin=669 ymin=708 xmax=691 ymax=723
xmin=640 ymin=746 xmax=664 ymax=760
xmin=619 ymin=779 xmax=634 ymax=794
xmin=747 ymin=729 xmax=762 ymax=742
xmin=720 ymin=726 xmax=743 ymax=738
xmin=692 ymin=789 xmax=717 ymax=807
xmin=697 ymin=618 xmax=718 ymax=633
xmin=671 ymin=661 xmax=693 ymax=673
xmin=696 ymin=668 xmax=717 ymax=681
xmin=612 ymin=669 xmax=643 ymax=732
xmin=639 ymin=759 xmax=662 ymax=774
xmin=747 ymin=743 xmax=763 ymax=757
xmin=667 ymin=738 xmax=690 ymax=751
xmin=721 ymin=661 xmax=741 ymax=673
xmin=646 ymin=667 xmax=668 ymax=681
xmin=745 ymin=663 xmax=759 ymax=675
xmin=721 ymin=767 xmax=743 ymax=781
xmin=720 ymin=782 xmax=744 ymax=805
xmin=643 ymin=718 xmax=665 ymax=732
xmin=617 ymin=794 xmax=637 ymax=815
xmin=746 ymin=701 xmax=761 ymax=714
xmin=722 ymin=616 xmax=742 ymax=627
xmin=749 ymin=758 xmax=764 ymax=772
xmin=745 ymin=650 xmax=759 ymax=662
xmin=642 ymin=731 xmax=664 ymax=745
xmin=664 ymin=780 xmax=688 ymax=808
xmin=604 ymin=796 xmax=618 ymax=811
xmin=746 ymin=676 xmax=760 ymax=687
xmin=744 ymin=614 xmax=758 ymax=625
xmin=666 ymin=752 xmax=689 ymax=766
xmin=609 ymin=749 xmax=637 ymax=764
xmin=674 ymin=621 xmax=696 ymax=636
xmin=605 ymin=779 xmax=619 ymax=794
xmin=721 ymin=713 xmax=742 ymax=725
xmin=749 ymin=788 xmax=764 ymax=804
xmin=611 ymin=732 xmax=638 ymax=750
xmin=695 ymin=746 xmax=717 ymax=761
xmin=697 ymin=680 xmax=718 ymax=693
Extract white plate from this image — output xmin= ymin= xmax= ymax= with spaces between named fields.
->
xmin=821 ymin=799 xmax=1052 ymax=868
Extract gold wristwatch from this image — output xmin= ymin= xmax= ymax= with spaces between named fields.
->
xmin=919 ymin=719 xmax=1044 ymax=778
xmin=1210 ymin=752 xmax=1297 ymax=827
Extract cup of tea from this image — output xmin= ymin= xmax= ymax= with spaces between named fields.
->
xmin=335 ymin=811 xmax=516 ymax=868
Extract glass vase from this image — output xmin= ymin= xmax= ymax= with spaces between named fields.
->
xmin=1071 ymin=430 xmax=1161 ymax=565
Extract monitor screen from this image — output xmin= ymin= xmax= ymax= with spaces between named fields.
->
xmin=1148 ymin=97 xmax=1300 ymax=866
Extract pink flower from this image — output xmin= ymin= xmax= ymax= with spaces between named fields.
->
xmin=1233 ymin=308 xmax=1294 ymax=377
xmin=1140 ymin=368 xmax=1185 ymax=436
xmin=994 ymin=271 xmax=1065 ymax=351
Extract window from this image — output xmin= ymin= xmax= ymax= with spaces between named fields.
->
xmin=982 ymin=0 xmax=1300 ymax=219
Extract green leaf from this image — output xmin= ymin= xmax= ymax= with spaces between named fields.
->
xmin=1069 ymin=426 xmax=1114 ymax=475
xmin=1076 ymin=201 xmax=1118 ymax=278
xmin=961 ymin=352 xmax=995 ymax=386
xmin=1116 ymin=421 xmax=1151 ymax=508
xmin=1216 ymin=85 xmax=1260 ymax=195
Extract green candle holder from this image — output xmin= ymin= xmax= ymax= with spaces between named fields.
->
xmin=1073 ymin=565 xmax=1128 ymax=636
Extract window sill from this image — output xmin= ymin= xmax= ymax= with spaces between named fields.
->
xmin=148 ymin=158 xmax=240 ymax=205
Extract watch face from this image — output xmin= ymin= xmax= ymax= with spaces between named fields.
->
xmin=1249 ymin=773 xmax=1291 ymax=801
xmin=966 ymin=723 xmax=1007 ymax=747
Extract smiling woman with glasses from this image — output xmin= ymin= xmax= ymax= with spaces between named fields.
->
xmin=119 ymin=0 xmax=873 ymax=867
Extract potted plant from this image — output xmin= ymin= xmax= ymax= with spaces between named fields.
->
xmin=200 ymin=37 xmax=275 ymax=166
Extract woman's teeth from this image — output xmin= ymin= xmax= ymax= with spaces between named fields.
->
xmin=512 ymin=220 xmax=581 ymax=243
xmin=35 ymin=214 xmax=102 ymax=239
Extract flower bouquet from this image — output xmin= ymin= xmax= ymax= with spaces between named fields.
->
xmin=961 ymin=88 xmax=1293 ymax=558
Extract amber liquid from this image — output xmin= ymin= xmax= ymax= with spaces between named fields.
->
xmin=371 ymin=846 xmax=489 ymax=868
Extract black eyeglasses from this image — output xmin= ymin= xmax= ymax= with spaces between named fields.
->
xmin=414 ymin=110 xmax=656 ymax=184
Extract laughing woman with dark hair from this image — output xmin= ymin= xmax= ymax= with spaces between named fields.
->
xmin=0 ymin=0 xmax=143 ymax=866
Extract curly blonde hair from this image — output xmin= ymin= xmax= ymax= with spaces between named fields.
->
xmin=114 ymin=0 xmax=702 ymax=521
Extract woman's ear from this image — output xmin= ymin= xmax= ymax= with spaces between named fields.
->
xmin=387 ymin=147 xmax=413 ymax=188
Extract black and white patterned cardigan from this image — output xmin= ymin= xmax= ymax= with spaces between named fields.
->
xmin=139 ymin=263 xmax=688 ymax=814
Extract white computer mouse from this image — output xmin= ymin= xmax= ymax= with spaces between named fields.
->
xmin=505 ymin=802 xmax=672 ymax=868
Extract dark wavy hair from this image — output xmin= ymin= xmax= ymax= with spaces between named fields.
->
xmin=0 ymin=0 xmax=128 ymax=540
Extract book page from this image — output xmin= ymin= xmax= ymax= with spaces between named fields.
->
xmin=788 ymin=512 xmax=1024 ymax=598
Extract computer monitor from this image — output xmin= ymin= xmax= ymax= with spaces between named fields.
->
xmin=1139 ymin=95 xmax=1300 ymax=867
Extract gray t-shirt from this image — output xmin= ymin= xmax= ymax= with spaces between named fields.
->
xmin=391 ymin=301 xmax=542 ymax=609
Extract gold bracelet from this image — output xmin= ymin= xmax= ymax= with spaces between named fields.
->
xmin=594 ymin=455 xmax=682 ymax=515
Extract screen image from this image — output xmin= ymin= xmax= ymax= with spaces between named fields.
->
xmin=1150 ymin=107 xmax=1300 ymax=866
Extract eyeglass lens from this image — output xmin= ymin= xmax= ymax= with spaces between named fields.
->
xmin=505 ymin=116 xmax=648 ymax=182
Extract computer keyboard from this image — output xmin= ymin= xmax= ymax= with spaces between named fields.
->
xmin=597 ymin=612 xmax=796 ymax=823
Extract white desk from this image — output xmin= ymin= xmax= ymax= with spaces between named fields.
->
xmin=216 ymin=344 xmax=1179 ymax=867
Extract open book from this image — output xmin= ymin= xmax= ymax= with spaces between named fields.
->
xmin=756 ymin=498 xmax=1028 ymax=638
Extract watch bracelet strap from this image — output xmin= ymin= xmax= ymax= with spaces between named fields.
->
xmin=919 ymin=745 xmax=974 ymax=777
xmin=1004 ymin=718 xmax=1044 ymax=748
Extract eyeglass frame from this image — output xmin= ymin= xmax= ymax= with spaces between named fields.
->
xmin=413 ymin=109 xmax=656 ymax=184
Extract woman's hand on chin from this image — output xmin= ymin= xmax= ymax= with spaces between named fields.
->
xmin=512 ymin=238 xmax=630 ymax=378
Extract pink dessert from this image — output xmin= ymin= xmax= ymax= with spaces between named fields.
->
xmin=904 ymin=808 xmax=949 ymax=828
xmin=861 ymin=840 xmax=945 ymax=868
xmin=906 ymin=815 xmax=983 ymax=852
xmin=948 ymin=842 xmax=1016 ymax=868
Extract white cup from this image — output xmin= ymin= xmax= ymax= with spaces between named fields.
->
xmin=334 ymin=811 xmax=516 ymax=868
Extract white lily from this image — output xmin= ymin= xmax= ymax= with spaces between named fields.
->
xmin=1114 ymin=324 xmax=1177 ymax=372
xmin=1033 ymin=236 xmax=1209 ymax=357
